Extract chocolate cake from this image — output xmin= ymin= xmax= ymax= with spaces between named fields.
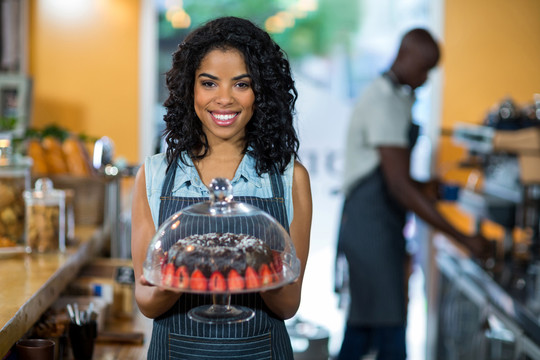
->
xmin=161 ymin=232 xmax=283 ymax=291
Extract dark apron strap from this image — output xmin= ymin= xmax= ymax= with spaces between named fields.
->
xmin=269 ymin=166 xmax=285 ymax=199
xmin=158 ymin=159 xmax=179 ymax=224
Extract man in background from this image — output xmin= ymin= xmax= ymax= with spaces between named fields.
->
xmin=335 ymin=28 xmax=489 ymax=359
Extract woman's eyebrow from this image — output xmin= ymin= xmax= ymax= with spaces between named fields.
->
xmin=232 ymin=73 xmax=251 ymax=80
xmin=198 ymin=72 xmax=218 ymax=80
xmin=197 ymin=73 xmax=251 ymax=80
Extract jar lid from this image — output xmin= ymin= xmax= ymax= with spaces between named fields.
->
xmin=24 ymin=177 xmax=66 ymax=204
xmin=0 ymin=137 xmax=32 ymax=171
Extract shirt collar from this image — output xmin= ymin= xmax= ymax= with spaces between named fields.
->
xmin=384 ymin=70 xmax=415 ymax=98
xmin=174 ymin=151 xmax=263 ymax=190
xmin=174 ymin=153 xmax=202 ymax=189
xmin=234 ymin=152 xmax=262 ymax=188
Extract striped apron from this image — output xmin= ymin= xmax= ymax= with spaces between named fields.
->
xmin=337 ymin=167 xmax=408 ymax=326
xmin=147 ymin=161 xmax=294 ymax=360
xmin=336 ymin=122 xmax=419 ymax=326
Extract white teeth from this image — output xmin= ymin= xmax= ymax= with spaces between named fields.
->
xmin=213 ymin=113 xmax=236 ymax=121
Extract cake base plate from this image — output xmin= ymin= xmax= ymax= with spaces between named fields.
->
xmin=188 ymin=295 xmax=255 ymax=324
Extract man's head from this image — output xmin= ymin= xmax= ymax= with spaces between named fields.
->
xmin=390 ymin=28 xmax=440 ymax=90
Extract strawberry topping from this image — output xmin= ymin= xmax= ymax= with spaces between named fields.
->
xmin=162 ymin=263 xmax=176 ymax=287
xmin=175 ymin=265 xmax=190 ymax=288
xmin=245 ymin=266 xmax=261 ymax=289
xmin=190 ymin=269 xmax=208 ymax=291
xmin=227 ymin=269 xmax=245 ymax=291
xmin=259 ymin=264 xmax=273 ymax=286
xmin=209 ymin=271 xmax=227 ymax=292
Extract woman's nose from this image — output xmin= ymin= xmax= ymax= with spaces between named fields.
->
xmin=215 ymin=87 xmax=234 ymax=105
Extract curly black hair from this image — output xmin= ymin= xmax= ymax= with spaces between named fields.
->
xmin=163 ymin=16 xmax=299 ymax=175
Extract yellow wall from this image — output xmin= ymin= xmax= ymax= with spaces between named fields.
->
xmin=28 ymin=0 xmax=140 ymax=164
xmin=26 ymin=1 xmax=540 ymax=169
xmin=438 ymin=0 xmax=540 ymax=183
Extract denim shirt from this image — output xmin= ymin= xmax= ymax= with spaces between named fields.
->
xmin=145 ymin=152 xmax=294 ymax=230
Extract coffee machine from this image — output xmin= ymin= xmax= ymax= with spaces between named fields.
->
xmin=453 ymin=97 xmax=540 ymax=261
xmin=431 ymin=97 xmax=540 ymax=360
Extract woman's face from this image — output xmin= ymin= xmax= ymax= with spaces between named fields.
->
xmin=194 ymin=48 xmax=255 ymax=146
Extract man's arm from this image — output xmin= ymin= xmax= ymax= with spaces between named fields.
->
xmin=378 ymin=146 xmax=489 ymax=256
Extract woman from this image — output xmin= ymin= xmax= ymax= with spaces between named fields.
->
xmin=131 ymin=16 xmax=312 ymax=359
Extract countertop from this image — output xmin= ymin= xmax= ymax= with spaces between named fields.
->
xmin=422 ymin=201 xmax=540 ymax=358
xmin=0 ymin=226 xmax=107 ymax=358
xmin=432 ymin=229 xmax=540 ymax=358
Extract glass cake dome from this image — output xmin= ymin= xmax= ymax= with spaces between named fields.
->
xmin=143 ymin=177 xmax=301 ymax=323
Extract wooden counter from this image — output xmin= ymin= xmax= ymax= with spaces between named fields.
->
xmin=0 ymin=226 xmax=107 ymax=358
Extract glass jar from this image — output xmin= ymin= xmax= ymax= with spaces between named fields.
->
xmin=23 ymin=178 xmax=66 ymax=253
xmin=112 ymin=266 xmax=135 ymax=318
xmin=0 ymin=137 xmax=31 ymax=246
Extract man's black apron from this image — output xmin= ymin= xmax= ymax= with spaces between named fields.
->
xmin=147 ymin=161 xmax=294 ymax=359
xmin=336 ymin=119 xmax=419 ymax=326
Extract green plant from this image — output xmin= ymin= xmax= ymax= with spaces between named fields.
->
xmin=0 ymin=116 xmax=17 ymax=131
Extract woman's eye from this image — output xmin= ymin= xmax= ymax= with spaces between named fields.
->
xmin=236 ymin=82 xmax=250 ymax=89
xmin=201 ymin=81 xmax=215 ymax=87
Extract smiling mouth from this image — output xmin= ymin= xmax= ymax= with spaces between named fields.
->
xmin=210 ymin=112 xmax=239 ymax=125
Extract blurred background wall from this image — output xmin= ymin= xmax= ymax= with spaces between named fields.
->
xmin=439 ymin=0 xmax=540 ymax=184
xmin=26 ymin=0 xmax=540 ymax=177
xmin=28 ymin=0 xmax=140 ymax=164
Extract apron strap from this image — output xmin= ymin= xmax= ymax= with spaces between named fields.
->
xmin=269 ymin=165 xmax=288 ymax=231
xmin=269 ymin=165 xmax=285 ymax=200
xmin=158 ymin=159 xmax=179 ymax=224
xmin=161 ymin=160 xmax=178 ymax=197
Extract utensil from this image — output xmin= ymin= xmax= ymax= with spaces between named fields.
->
xmin=66 ymin=304 xmax=75 ymax=323
xmin=73 ymin=303 xmax=80 ymax=325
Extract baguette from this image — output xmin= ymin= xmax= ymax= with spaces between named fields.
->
xmin=27 ymin=139 xmax=49 ymax=175
xmin=42 ymin=136 xmax=68 ymax=174
xmin=62 ymin=136 xmax=93 ymax=176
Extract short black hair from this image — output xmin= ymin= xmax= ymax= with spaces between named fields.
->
xmin=399 ymin=28 xmax=440 ymax=67
xmin=163 ymin=16 xmax=299 ymax=175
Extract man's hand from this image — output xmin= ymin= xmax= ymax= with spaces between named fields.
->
xmin=420 ymin=178 xmax=442 ymax=203
xmin=459 ymin=233 xmax=495 ymax=260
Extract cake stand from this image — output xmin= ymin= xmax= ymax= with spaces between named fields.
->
xmin=143 ymin=178 xmax=301 ymax=324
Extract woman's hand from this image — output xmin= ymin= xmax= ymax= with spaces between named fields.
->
xmin=259 ymin=161 xmax=312 ymax=319
xmin=139 ymin=274 xmax=153 ymax=287
xmin=139 ymin=274 xmax=184 ymax=294
xmin=131 ymin=165 xmax=183 ymax=318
